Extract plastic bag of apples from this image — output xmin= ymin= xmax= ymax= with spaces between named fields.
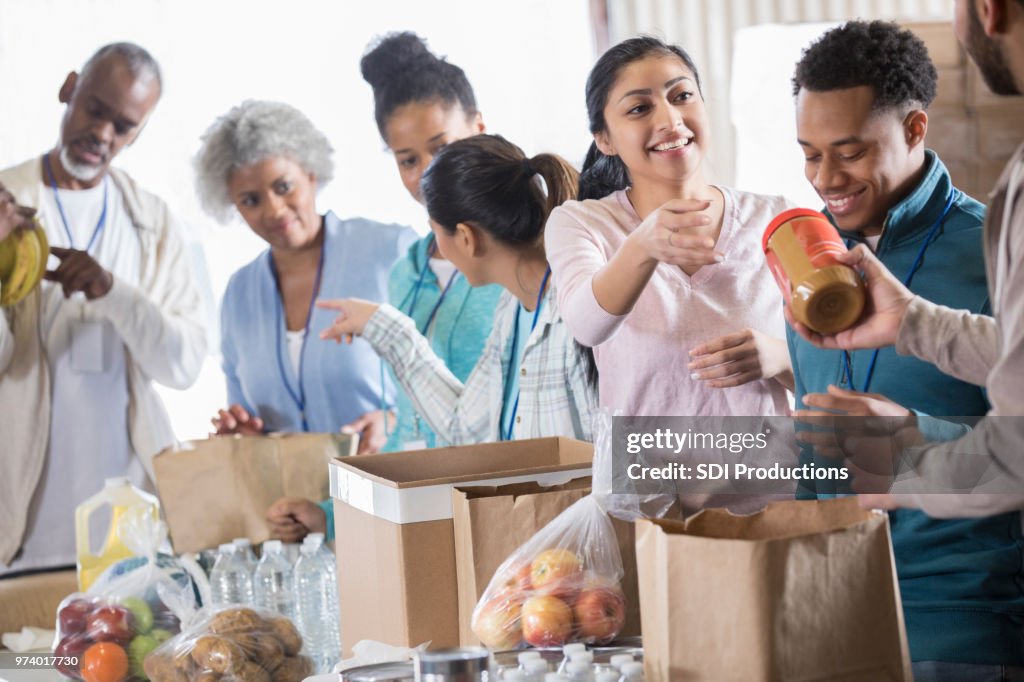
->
xmin=52 ymin=511 xmax=200 ymax=682
xmin=470 ymin=495 xmax=627 ymax=649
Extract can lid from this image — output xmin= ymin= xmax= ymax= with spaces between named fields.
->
xmin=762 ymin=207 xmax=828 ymax=253
xmin=415 ymin=648 xmax=490 ymax=675
xmin=342 ymin=661 xmax=414 ymax=681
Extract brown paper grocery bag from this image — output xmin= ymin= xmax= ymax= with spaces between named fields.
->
xmin=452 ymin=479 xmax=642 ymax=646
xmin=153 ymin=433 xmax=356 ymax=553
xmin=636 ymin=498 xmax=912 ymax=682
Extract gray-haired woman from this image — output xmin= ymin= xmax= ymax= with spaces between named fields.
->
xmin=195 ymin=100 xmax=415 ymax=540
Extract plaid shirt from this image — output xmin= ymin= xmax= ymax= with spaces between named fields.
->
xmin=363 ymin=285 xmax=596 ymax=445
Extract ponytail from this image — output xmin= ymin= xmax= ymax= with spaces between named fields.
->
xmin=578 ymin=141 xmax=630 ymax=201
xmin=422 ymin=134 xmax=578 ymax=248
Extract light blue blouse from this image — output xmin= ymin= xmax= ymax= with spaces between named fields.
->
xmin=220 ymin=211 xmax=417 ymax=432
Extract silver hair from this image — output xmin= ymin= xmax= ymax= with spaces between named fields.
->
xmin=81 ymin=42 xmax=162 ymax=93
xmin=193 ymin=100 xmax=335 ymax=223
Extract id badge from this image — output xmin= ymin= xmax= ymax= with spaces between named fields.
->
xmin=403 ymin=440 xmax=428 ymax=451
xmin=70 ymin=319 xmax=111 ymax=374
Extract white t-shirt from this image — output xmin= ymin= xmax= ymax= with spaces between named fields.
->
xmin=3 ymin=177 xmax=143 ymax=575
xmin=865 ymin=234 xmax=882 ymax=251
xmin=286 ymin=330 xmax=304 ymax=375
xmin=427 ymin=256 xmax=457 ymax=286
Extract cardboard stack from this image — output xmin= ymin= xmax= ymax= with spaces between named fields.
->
xmin=909 ymin=21 xmax=1024 ymax=201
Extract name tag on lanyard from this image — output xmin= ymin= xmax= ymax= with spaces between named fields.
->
xmin=70 ymin=319 xmax=113 ymax=374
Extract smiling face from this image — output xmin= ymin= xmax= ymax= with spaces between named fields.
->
xmin=383 ymin=100 xmax=484 ymax=204
xmin=56 ymin=55 xmax=160 ymax=187
xmin=594 ymin=55 xmax=707 ymax=190
xmin=227 ymin=156 xmax=321 ymax=251
xmin=796 ymin=85 xmax=927 ymax=235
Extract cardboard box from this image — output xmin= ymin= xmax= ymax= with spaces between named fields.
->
xmin=154 ymin=433 xmax=355 ymax=553
xmin=330 ymin=437 xmax=593 ymax=653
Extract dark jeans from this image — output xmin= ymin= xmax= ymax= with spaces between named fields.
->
xmin=913 ymin=662 xmax=1024 ymax=682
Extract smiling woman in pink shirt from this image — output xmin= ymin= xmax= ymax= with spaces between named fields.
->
xmin=545 ymin=37 xmax=793 ymax=417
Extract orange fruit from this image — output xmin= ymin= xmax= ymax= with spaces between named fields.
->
xmin=81 ymin=641 xmax=129 ymax=682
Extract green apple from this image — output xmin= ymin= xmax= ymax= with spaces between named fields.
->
xmin=150 ymin=628 xmax=173 ymax=643
xmin=129 ymin=634 xmax=159 ymax=677
xmin=121 ymin=597 xmax=153 ymax=634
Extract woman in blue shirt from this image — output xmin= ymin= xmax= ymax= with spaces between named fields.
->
xmin=193 ymin=100 xmax=416 ymax=540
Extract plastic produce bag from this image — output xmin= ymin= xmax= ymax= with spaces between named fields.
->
xmin=52 ymin=509 xmax=202 ymax=681
xmin=143 ymin=606 xmax=313 ymax=682
xmin=590 ymin=408 xmax=675 ymax=522
xmin=470 ymin=495 xmax=626 ymax=650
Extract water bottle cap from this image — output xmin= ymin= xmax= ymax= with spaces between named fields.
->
xmin=232 ymin=538 xmax=252 ymax=547
xmin=569 ymin=651 xmax=594 ymax=663
xmin=610 ymin=654 xmax=634 ymax=668
xmin=300 ymin=542 xmax=317 ymax=555
xmin=566 ymin=661 xmax=591 ymax=674
xmin=303 ymin=533 xmax=324 ymax=547
xmin=218 ymin=543 xmax=236 ymax=553
xmin=620 ymin=662 xmax=644 ymax=675
xmin=104 ymin=477 xmax=129 ymax=488
xmin=524 ymin=659 xmax=549 ymax=673
xmin=562 ymin=643 xmax=586 ymax=656
xmin=263 ymin=540 xmax=283 ymax=554
xmin=518 ymin=651 xmax=542 ymax=664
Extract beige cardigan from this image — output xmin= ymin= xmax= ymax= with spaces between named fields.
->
xmin=0 ymin=157 xmax=206 ymax=566
xmin=891 ymin=143 xmax=1024 ymax=515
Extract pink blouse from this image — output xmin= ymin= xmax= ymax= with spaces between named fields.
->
xmin=545 ymin=187 xmax=792 ymax=417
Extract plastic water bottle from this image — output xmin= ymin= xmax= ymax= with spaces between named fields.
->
xmin=524 ymin=658 xmax=549 ymax=682
xmin=558 ymin=644 xmax=586 ymax=673
xmin=209 ymin=543 xmax=254 ymax=606
xmin=303 ymin=534 xmax=336 ymax=581
xmin=504 ymin=671 xmax=528 ymax=682
xmin=294 ymin=542 xmax=341 ymax=673
xmin=233 ymin=537 xmax=258 ymax=572
xmin=518 ymin=651 xmax=542 ymax=670
xmin=595 ymin=673 xmax=619 ymax=682
xmin=608 ymin=655 xmax=633 ymax=672
xmin=253 ymin=540 xmax=295 ymax=619
xmin=617 ymin=662 xmax=644 ymax=681
xmin=566 ymin=661 xmax=595 ymax=682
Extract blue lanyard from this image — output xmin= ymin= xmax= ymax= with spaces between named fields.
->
xmin=43 ymin=153 xmax=108 ymax=252
xmin=841 ymin=191 xmax=956 ymax=393
xmin=502 ymin=266 xmax=551 ymax=441
xmin=401 ymin=236 xmax=460 ymax=334
xmin=269 ymin=234 xmax=326 ymax=432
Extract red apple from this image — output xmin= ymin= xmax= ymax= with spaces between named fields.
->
xmin=521 ymin=594 xmax=573 ymax=647
xmin=59 ymin=599 xmax=96 ymax=636
xmin=85 ymin=605 xmax=134 ymax=645
xmin=574 ymin=586 xmax=626 ymax=643
xmin=54 ymin=632 xmax=92 ymax=678
xmin=494 ymin=562 xmax=533 ymax=598
xmin=530 ymin=549 xmax=583 ymax=600
xmin=472 ymin=597 xmax=523 ymax=650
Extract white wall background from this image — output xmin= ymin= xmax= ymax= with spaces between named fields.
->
xmin=0 ymin=0 xmax=596 ymax=441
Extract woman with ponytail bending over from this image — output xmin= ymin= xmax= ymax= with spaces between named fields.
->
xmin=545 ymin=37 xmax=793 ymax=418
xmin=318 ymin=135 xmax=596 ymax=444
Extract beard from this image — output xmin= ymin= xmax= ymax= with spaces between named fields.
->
xmin=965 ymin=1 xmax=1021 ymax=96
xmin=59 ymin=145 xmax=104 ymax=183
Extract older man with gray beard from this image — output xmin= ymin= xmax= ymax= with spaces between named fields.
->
xmin=0 ymin=42 xmax=205 ymax=577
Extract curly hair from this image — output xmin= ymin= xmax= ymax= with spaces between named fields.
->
xmin=193 ymin=100 xmax=334 ymax=223
xmin=792 ymin=20 xmax=937 ymax=112
xmin=360 ymin=31 xmax=477 ymax=141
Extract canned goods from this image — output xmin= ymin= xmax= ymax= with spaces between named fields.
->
xmin=763 ymin=208 xmax=865 ymax=334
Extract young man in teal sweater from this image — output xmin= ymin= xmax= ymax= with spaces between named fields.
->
xmin=789 ymin=21 xmax=1024 ymax=680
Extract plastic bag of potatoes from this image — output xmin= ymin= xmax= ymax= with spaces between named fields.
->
xmin=143 ymin=606 xmax=313 ymax=682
